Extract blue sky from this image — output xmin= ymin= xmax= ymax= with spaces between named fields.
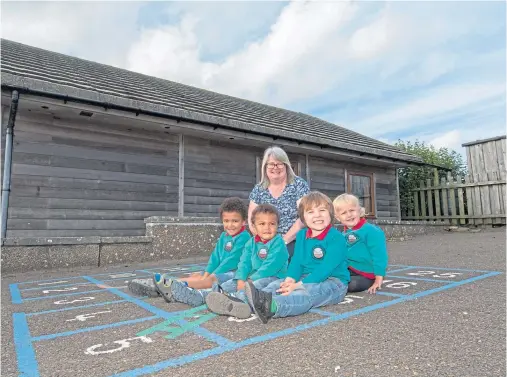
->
xmin=2 ymin=1 xmax=506 ymax=158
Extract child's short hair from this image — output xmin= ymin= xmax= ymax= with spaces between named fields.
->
xmin=332 ymin=193 xmax=366 ymax=217
xmin=251 ymin=204 xmax=279 ymax=224
xmin=219 ymin=197 xmax=248 ymax=220
xmin=297 ymin=191 xmax=334 ymax=226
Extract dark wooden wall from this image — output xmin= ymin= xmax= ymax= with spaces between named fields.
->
xmin=6 ymin=113 xmax=179 ymax=237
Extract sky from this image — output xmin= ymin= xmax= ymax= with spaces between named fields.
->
xmin=1 ymin=1 xmax=506 ymax=160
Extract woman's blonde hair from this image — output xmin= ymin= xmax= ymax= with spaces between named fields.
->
xmin=260 ymin=146 xmax=296 ymax=188
xmin=332 ymin=193 xmax=366 ymax=218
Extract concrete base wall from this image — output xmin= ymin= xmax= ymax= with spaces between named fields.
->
xmin=1 ymin=236 xmax=153 ymax=273
xmin=1 ymin=217 xmax=448 ymax=273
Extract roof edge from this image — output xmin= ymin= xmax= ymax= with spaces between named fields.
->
xmin=1 ymin=72 xmax=423 ymax=164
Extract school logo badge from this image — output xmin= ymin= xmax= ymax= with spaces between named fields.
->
xmin=224 ymin=241 xmax=233 ymax=252
xmin=347 ymin=234 xmax=357 ymax=243
xmin=312 ymin=246 xmax=325 ymax=259
xmin=258 ymin=248 xmax=268 ymax=259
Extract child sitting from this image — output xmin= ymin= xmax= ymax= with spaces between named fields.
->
xmin=204 ymin=204 xmax=289 ymax=319
xmin=333 ymin=193 xmax=388 ymax=294
xmin=128 ymin=197 xmax=250 ymax=301
xmin=245 ymin=191 xmax=350 ymax=324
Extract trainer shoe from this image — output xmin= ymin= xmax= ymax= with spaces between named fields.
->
xmin=128 ymin=278 xmax=160 ymax=298
xmin=205 ymin=292 xmax=252 ymax=319
xmin=245 ymin=280 xmax=275 ymax=324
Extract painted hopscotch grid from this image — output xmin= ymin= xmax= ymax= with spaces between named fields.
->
xmin=10 ymin=264 xmax=501 ymax=377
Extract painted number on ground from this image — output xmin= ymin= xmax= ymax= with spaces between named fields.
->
xmin=407 ymin=270 xmax=463 ymax=278
xmin=37 ymin=280 xmax=69 ymax=286
xmin=109 ymin=273 xmax=137 ymax=279
xmin=382 ymin=280 xmax=417 ymax=289
xmin=43 ymin=287 xmax=78 ymax=294
xmin=54 ymin=297 xmax=95 ymax=305
xmin=66 ymin=310 xmax=112 ymax=322
xmin=85 ymin=336 xmax=153 ymax=355
xmin=339 ymin=295 xmax=364 ymax=304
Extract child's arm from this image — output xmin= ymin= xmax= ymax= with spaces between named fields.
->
xmin=211 ymin=233 xmax=250 ymax=275
xmin=234 ymin=239 xmax=254 ymax=281
xmin=366 ymin=227 xmax=388 ymax=294
xmin=301 ymin=234 xmax=348 ymax=284
xmin=204 ymin=234 xmax=224 ymax=274
xmin=285 ymin=231 xmax=305 ymax=282
xmin=366 ymin=227 xmax=388 ymax=277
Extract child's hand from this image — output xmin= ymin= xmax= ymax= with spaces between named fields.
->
xmin=280 ymin=277 xmax=296 ymax=288
xmin=237 ymin=280 xmax=246 ymax=291
xmin=277 ymin=281 xmax=301 ymax=296
xmin=368 ymin=276 xmax=383 ymax=294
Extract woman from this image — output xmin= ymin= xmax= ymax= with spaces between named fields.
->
xmin=248 ymin=146 xmax=310 ymax=258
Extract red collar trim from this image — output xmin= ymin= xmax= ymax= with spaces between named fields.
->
xmin=254 ymin=235 xmax=270 ymax=244
xmin=305 ymin=223 xmax=332 ymax=240
xmin=344 ymin=218 xmax=367 ymax=231
xmin=229 ymin=226 xmax=246 ymax=237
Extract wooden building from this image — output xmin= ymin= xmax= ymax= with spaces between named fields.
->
xmin=1 ymin=39 xmax=425 ymax=238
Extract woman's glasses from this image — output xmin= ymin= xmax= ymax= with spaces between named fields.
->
xmin=266 ymin=162 xmax=285 ymax=169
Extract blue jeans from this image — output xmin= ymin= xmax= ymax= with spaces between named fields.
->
xmin=263 ymin=277 xmax=348 ymax=318
xmin=214 ymin=271 xmax=236 ymax=285
xmin=216 ymin=276 xmax=279 ymax=303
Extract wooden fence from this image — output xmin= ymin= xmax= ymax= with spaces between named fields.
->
xmin=402 ymin=169 xmax=506 ymax=225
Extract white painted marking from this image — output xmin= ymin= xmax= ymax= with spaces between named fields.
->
xmin=227 ymin=314 xmax=258 ymax=323
xmin=85 ymin=336 xmax=153 ymax=355
xmin=338 ymin=295 xmax=364 ymax=305
xmin=42 ymin=287 xmax=79 ymax=294
xmin=383 ymin=280 xmax=417 ymax=289
xmin=109 ymin=273 xmax=137 ymax=279
xmin=66 ymin=310 xmax=112 ymax=322
xmin=37 ymin=280 xmax=69 ymax=286
xmin=54 ymin=297 xmax=95 ymax=305
xmin=406 ymin=270 xmax=463 ymax=279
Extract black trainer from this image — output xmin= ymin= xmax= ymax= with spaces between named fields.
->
xmin=245 ymin=280 xmax=275 ymax=324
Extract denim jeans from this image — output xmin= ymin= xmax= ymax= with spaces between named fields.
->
xmin=214 ymin=271 xmax=236 ymax=285
xmin=263 ymin=276 xmax=348 ymax=318
xmin=215 ymin=276 xmax=280 ymax=303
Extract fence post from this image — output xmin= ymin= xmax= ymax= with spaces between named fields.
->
xmin=473 ymin=173 xmax=483 ymax=226
xmin=448 ymin=172 xmax=457 ymax=225
xmin=413 ymin=188 xmax=420 ymax=220
xmin=433 ymin=169 xmax=441 ymax=222
xmin=441 ymin=176 xmax=449 ymax=223
xmin=489 ymin=171 xmax=501 ymax=224
xmin=464 ymin=175 xmax=474 ymax=226
xmin=419 ymin=180 xmax=426 ymax=221
xmin=457 ymin=176 xmax=465 ymax=225
xmin=426 ymin=178 xmax=434 ymax=221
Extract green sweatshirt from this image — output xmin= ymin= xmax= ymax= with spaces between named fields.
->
xmin=234 ymin=234 xmax=288 ymax=281
xmin=344 ymin=222 xmax=388 ymax=277
xmin=205 ymin=229 xmax=251 ymax=275
xmin=287 ymin=226 xmax=350 ymax=285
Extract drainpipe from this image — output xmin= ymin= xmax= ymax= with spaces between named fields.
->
xmin=1 ymin=90 xmax=19 ymax=240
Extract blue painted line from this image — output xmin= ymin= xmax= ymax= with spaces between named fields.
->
xmin=23 ymin=287 xmax=125 ymax=301
xmin=26 ymin=299 xmax=128 ymax=316
xmin=376 ymin=291 xmax=405 ymax=298
xmin=31 ymin=316 xmax=158 ymax=341
xmin=386 ymin=267 xmax=416 ymax=274
xmin=13 ymin=313 xmax=39 ymax=377
xmin=386 ymin=275 xmax=453 ymax=283
xmin=83 ymin=276 xmax=234 ymax=347
xmin=309 ymin=308 xmax=335 ymax=317
xmin=392 ymin=265 xmax=498 ymax=273
xmin=10 ymin=283 xmax=22 ymax=304
xmin=108 ymin=271 xmax=502 ymax=376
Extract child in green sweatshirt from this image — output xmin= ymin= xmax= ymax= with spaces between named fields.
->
xmin=333 ymin=193 xmax=388 ymax=294
xmin=128 ymin=197 xmax=251 ymax=304
xmin=245 ymin=191 xmax=350 ymax=324
xmin=205 ymin=203 xmax=289 ymax=319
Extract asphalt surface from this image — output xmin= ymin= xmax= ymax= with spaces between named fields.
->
xmin=2 ymin=228 xmax=505 ymax=377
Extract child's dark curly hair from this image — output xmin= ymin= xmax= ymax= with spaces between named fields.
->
xmin=251 ymin=203 xmax=279 ymax=224
xmin=219 ymin=197 xmax=248 ymax=220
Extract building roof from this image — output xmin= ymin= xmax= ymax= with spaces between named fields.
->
xmin=1 ymin=39 xmax=422 ymax=164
